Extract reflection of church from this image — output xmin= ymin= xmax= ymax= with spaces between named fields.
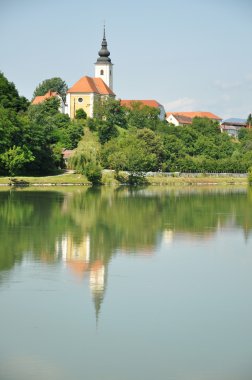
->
xmin=55 ymin=235 xmax=107 ymax=323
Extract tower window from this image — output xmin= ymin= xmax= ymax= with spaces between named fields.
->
xmin=100 ymin=70 xmax=104 ymax=75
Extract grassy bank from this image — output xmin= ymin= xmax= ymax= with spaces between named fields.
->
xmin=0 ymin=172 xmax=91 ymax=186
xmin=0 ymin=171 xmax=248 ymax=187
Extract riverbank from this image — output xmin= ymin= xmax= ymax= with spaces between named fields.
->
xmin=0 ymin=171 xmax=248 ymax=187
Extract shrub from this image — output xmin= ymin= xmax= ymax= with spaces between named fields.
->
xmin=75 ymin=108 xmax=87 ymax=119
xmin=83 ymin=162 xmax=102 ymax=185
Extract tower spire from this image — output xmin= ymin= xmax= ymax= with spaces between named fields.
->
xmin=103 ymin=22 xmax=106 ymax=40
xmin=95 ymin=26 xmax=114 ymax=91
xmin=96 ymin=26 xmax=111 ymax=63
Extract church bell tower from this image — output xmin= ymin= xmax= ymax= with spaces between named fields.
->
xmin=95 ymin=26 xmax=113 ymax=91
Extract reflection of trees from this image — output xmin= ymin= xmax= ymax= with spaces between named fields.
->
xmin=1 ymin=187 xmax=252 ymax=275
xmin=0 ymin=191 xmax=82 ymax=272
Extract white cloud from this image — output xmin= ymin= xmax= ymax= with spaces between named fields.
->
xmin=164 ymin=97 xmax=199 ymax=112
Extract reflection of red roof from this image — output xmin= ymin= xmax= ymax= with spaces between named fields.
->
xmin=68 ymin=76 xmax=115 ymax=95
xmin=90 ymin=260 xmax=104 ymax=272
xmin=166 ymin=111 xmax=221 ymax=120
xmin=32 ymin=90 xmax=59 ymax=105
xmin=67 ymin=261 xmax=89 ymax=278
xmin=121 ymin=100 xmax=162 ymax=109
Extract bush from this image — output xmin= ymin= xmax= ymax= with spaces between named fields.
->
xmin=83 ymin=162 xmax=102 ymax=185
xmin=75 ymin=108 xmax=87 ymax=119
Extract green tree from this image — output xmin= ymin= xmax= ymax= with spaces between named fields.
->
xmin=1 ymin=145 xmax=34 ymax=176
xmin=94 ymin=97 xmax=127 ymax=129
xmin=83 ymin=162 xmax=102 ymax=185
xmin=0 ymin=72 xmax=29 ymax=112
xmin=101 ymin=130 xmax=161 ymax=173
xmin=124 ymin=101 xmax=161 ymax=130
xmin=98 ymin=121 xmax=119 ymax=144
xmin=33 ymin=77 xmax=68 ymax=102
xmin=75 ymin=108 xmax=87 ymax=119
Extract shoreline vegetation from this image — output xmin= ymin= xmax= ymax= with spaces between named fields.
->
xmin=0 ymin=170 xmax=248 ymax=187
xmin=1 ymin=72 xmax=252 ymax=185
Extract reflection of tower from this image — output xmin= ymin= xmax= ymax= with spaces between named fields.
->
xmin=89 ymin=260 xmax=108 ymax=325
xmin=56 ymin=234 xmax=90 ymax=262
xmin=56 ymin=234 xmax=90 ymax=277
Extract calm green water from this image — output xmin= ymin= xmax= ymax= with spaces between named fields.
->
xmin=0 ymin=186 xmax=252 ymax=380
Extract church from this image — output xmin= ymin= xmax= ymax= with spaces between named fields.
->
xmin=32 ymin=28 xmax=166 ymax=120
xmin=65 ymin=28 xmax=115 ymax=119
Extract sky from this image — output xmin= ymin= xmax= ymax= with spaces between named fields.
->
xmin=0 ymin=0 xmax=251 ymax=119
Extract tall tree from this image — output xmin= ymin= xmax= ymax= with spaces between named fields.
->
xmin=0 ymin=72 xmax=29 ymax=112
xmin=32 ymin=77 xmax=68 ymax=102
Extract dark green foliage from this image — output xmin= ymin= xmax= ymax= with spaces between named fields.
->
xmin=33 ymin=77 xmax=68 ymax=102
xmin=0 ymin=74 xmax=82 ymax=175
xmin=98 ymin=121 xmax=119 ymax=144
xmin=0 ymin=72 xmax=29 ymax=112
xmin=75 ymin=108 xmax=87 ymax=119
xmin=86 ymin=118 xmax=97 ymax=131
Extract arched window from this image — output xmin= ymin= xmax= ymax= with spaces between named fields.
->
xmin=100 ymin=69 xmax=104 ymax=75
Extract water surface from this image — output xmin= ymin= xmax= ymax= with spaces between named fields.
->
xmin=0 ymin=186 xmax=252 ymax=380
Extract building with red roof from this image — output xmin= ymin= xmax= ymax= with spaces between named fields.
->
xmin=166 ymin=111 xmax=222 ymax=126
xmin=32 ymin=90 xmax=65 ymax=113
xmin=120 ymin=99 xmax=166 ymax=120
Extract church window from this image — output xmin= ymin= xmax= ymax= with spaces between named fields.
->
xmin=78 ymin=97 xmax=83 ymax=103
xmin=100 ymin=70 xmax=104 ymax=75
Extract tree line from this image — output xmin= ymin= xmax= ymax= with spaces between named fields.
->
xmin=0 ymin=73 xmax=83 ymax=175
xmin=69 ymin=97 xmax=252 ymax=183
xmin=1 ymin=72 xmax=252 ymax=179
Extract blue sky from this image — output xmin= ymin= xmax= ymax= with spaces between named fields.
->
xmin=0 ymin=0 xmax=251 ymax=118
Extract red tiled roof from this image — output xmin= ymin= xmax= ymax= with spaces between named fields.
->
xmin=173 ymin=115 xmax=192 ymax=125
xmin=166 ymin=111 xmax=222 ymax=120
xmin=32 ymin=90 xmax=59 ymax=105
xmin=120 ymin=100 xmax=162 ymax=109
xmin=62 ymin=149 xmax=74 ymax=159
xmin=67 ymin=76 xmax=115 ymax=96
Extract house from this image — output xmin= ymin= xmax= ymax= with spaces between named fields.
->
xmin=166 ymin=111 xmax=222 ymax=126
xmin=220 ymin=118 xmax=247 ymax=138
xmin=65 ymin=27 xmax=115 ymax=119
xmin=120 ymin=99 xmax=166 ymax=120
xmin=62 ymin=149 xmax=74 ymax=166
xmin=32 ymin=90 xmax=65 ymax=113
